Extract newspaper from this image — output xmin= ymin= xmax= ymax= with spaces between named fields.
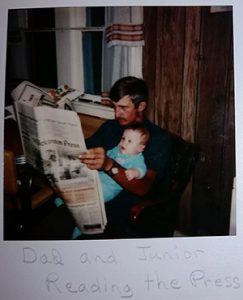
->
xmin=11 ymin=81 xmax=107 ymax=235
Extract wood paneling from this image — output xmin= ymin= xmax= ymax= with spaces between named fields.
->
xmin=143 ymin=8 xmax=157 ymax=121
xmin=181 ymin=7 xmax=201 ymax=142
xmin=192 ymin=8 xmax=234 ymax=235
xmin=155 ymin=7 xmax=186 ymax=134
xmin=143 ymin=6 xmax=235 ymax=235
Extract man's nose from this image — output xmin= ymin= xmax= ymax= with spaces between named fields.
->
xmin=115 ymin=107 xmax=122 ymax=118
xmin=115 ymin=111 xmax=119 ymax=118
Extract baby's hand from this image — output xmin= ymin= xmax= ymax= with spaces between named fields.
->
xmin=125 ymin=169 xmax=140 ymax=181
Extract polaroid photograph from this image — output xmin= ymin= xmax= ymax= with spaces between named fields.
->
xmin=0 ymin=1 xmax=243 ymax=300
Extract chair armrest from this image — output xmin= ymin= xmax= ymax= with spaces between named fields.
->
xmin=129 ymin=194 xmax=178 ymax=237
xmin=130 ymin=197 xmax=167 ymax=223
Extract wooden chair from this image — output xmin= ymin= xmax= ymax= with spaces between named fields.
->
xmin=4 ymin=150 xmax=55 ymax=224
xmin=129 ymin=133 xmax=200 ymax=238
xmin=4 ymin=150 xmax=19 ymax=199
xmin=4 ymin=118 xmax=55 ymax=212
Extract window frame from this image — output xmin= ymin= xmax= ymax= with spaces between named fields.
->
xmin=55 ymin=7 xmax=105 ymax=102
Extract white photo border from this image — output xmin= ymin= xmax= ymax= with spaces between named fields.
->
xmin=1 ymin=1 xmax=243 ymax=300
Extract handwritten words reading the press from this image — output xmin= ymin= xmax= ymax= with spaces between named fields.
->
xmin=21 ymin=245 xmax=241 ymax=298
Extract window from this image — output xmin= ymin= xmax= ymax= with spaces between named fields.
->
xmin=7 ymin=8 xmax=105 ymax=100
xmin=83 ymin=7 xmax=104 ymax=95
xmin=7 ymin=7 xmax=143 ymax=103
xmin=55 ymin=7 xmax=144 ymax=98
xmin=6 ymin=8 xmax=58 ymax=89
xmin=55 ymin=7 xmax=105 ymax=100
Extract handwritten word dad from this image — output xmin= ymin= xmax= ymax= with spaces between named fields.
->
xmin=22 ymin=246 xmax=117 ymax=266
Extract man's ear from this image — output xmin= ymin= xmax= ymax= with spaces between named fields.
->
xmin=137 ymin=101 xmax=147 ymax=112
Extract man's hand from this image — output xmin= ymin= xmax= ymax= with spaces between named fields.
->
xmin=79 ymin=148 xmax=156 ymax=197
xmin=79 ymin=147 xmax=113 ymax=170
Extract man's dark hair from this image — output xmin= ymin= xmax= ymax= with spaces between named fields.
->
xmin=109 ymin=76 xmax=148 ymax=107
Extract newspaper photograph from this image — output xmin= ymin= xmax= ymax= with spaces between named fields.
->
xmin=12 ymin=82 xmax=107 ymax=235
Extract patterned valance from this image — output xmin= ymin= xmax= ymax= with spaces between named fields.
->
xmin=105 ymin=23 xmax=145 ymax=47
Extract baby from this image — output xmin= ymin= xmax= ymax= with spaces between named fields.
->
xmin=99 ymin=125 xmax=150 ymax=202
xmin=71 ymin=125 xmax=150 ymax=239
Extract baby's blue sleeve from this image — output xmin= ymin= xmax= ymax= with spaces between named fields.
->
xmin=124 ymin=154 xmax=147 ymax=179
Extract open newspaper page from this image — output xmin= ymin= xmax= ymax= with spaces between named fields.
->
xmin=13 ymin=85 xmax=107 ymax=235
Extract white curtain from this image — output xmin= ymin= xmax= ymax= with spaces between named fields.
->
xmin=55 ymin=7 xmax=85 ymax=92
xmin=102 ymin=7 xmax=144 ymax=93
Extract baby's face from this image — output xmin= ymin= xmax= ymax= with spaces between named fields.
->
xmin=119 ymin=129 xmax=144 ymax=155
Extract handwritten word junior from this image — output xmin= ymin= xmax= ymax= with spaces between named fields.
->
xmin=23 ymin=247 xmax=64 ymax=266
xmin=45 ymin=272 xmax=134 ymax=298
xmin=136 ymin=244 xmax=204 ymax=262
